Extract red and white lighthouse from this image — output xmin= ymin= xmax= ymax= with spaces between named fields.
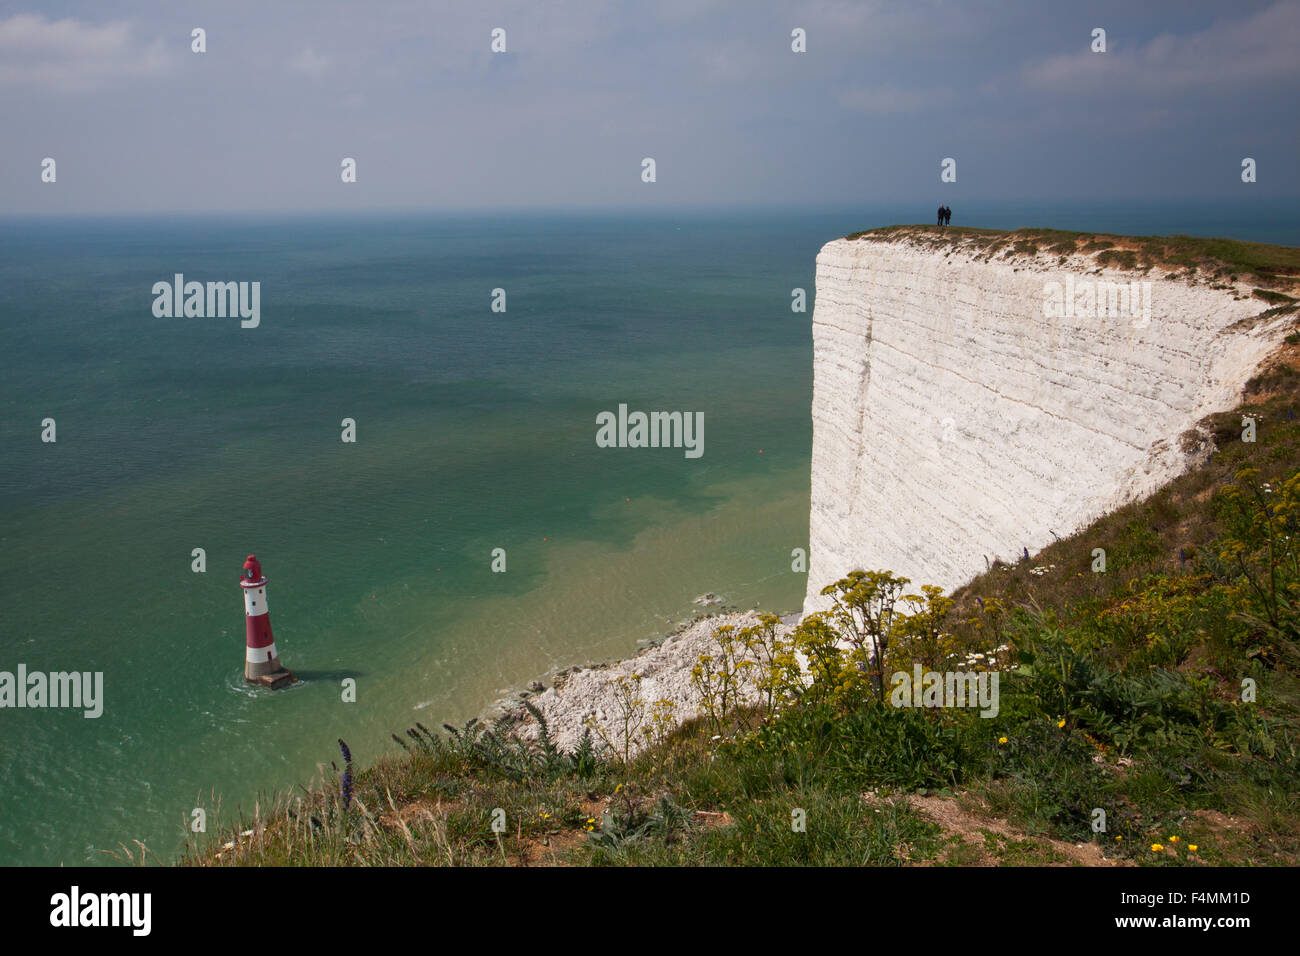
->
xmin=241 ymin=554 xmax=294 ymax=689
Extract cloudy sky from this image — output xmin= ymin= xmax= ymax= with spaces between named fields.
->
xmin=2 ymin=0 xmax=1297 ymax=214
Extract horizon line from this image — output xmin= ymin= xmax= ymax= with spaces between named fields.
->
xmin=6 ymin=196 xmax=1300 ymax=223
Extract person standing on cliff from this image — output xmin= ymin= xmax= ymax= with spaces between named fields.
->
xmin=937 ymin=205 xmax=945 ymax=227
xmin=944 ymin=205 xmax=953 ymax=226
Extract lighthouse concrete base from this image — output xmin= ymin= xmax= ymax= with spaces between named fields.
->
xmin=247 ymin=669 xmax=296 ymax=690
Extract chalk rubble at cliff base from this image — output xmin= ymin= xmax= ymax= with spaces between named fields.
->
xmin=498 ymin=611 xmax=793 ymax=757
xmin=497 ymin=232 xmax=1296 ymax=759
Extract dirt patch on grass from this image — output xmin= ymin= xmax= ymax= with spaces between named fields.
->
xmin=692 ymin=809 xmax=735 ymax=828
xmin=902 ymin=792 xmax=1128 ymax=867
xmin=511 ymin=798 xmax=608 ymax=867
xmin=376 ymin=795 xmax=458 ymax=830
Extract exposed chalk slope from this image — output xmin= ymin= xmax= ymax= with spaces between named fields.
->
xmin=500 ymin=611 xmax=792 ymax=757
xmin=804 ymin=232 xmax=1293 ymax=614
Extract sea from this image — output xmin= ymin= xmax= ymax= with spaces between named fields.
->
xmin=1 ymin=200 xmax=1297 ymax=866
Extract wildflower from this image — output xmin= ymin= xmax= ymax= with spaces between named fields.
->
xmin=338 ymin=738 xmax=354 ymax=810
xmin=614 ymin=783 xmax=623 ymax=793
xmin=1151 ymin=843 xmax=1163 ymax=852
xmin=1188 ymin=844 xmax=1198 ymax=853
xmin=1057 ymin=719 xmax=1066 ymax=729
xmin=1115 ymin=836 xmax=1122 ymax=842
xmin=1168 ymin=835 xmax=1179 ymax=843
xmin=998 ymin=736 xmax=1008 ymax=745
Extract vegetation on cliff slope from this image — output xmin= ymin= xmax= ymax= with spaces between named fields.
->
xmin=846 ymin=225 xmax=1300 ymax=298
xmin=171 ymin=346 xmax=1300 ymax=869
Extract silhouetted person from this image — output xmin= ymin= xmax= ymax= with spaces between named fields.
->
xmin=943 ymin=205 xmax=952 ymax=226
xmin=937 ymin=205 xmax=944 ymax=226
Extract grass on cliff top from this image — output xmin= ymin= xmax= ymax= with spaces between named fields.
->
xmin=166 ymin=350 xmax=1300 ymax=869
xmin=844 ymin=224 xmax=1300 ymax=289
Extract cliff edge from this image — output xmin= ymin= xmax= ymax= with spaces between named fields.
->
xmin=805 ymin=227 xmax=1298 ymax=614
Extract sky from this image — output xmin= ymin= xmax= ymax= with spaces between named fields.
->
xmin=1 ymin=0 xmax=1298 ymax=215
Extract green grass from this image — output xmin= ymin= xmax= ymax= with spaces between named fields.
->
xmin=843 ymin=225 xmax=1300 ymax=287
xmin=167 ymin=342 xmax=1300 ymax=870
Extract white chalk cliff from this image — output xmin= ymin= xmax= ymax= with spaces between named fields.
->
xmin=804 ymin=232 xmax=1293 ymax=615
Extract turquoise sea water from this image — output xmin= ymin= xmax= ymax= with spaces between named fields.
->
xmin=1 ymin=202 xmax=1297 ymax=866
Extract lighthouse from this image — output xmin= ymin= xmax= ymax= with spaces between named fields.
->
xmin=241 ymin=554 xmax=294 ymax=689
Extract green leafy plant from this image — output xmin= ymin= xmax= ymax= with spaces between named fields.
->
xmin=819 ymin=570 xmax=911 ymax=702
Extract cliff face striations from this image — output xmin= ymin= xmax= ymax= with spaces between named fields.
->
xmin=804 ymin=230 xmax=1293 ymax=614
